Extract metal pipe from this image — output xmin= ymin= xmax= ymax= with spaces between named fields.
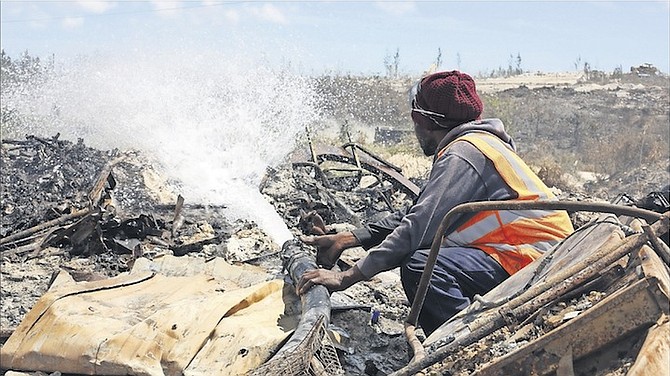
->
xmin=342 ymin=142 xmax=404 ymax=173
xmin=345 ymin=131 xmax=362 ymax=171
xmin=401 ymin=200 xmax=666 ymax=372
xmin=305 ymin=126 xmax=318 ymax=164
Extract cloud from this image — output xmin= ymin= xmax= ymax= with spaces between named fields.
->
xmin=250 ymin=4 xmax=287 ymax=24
xmin=62 ymin=17 xmax=84 ymax=29
xmin=224 ymin=9 xmax=241 ymax=24
xmin=374 ymin=1 xmax=416 ymax=16
xmin=150 ymin=0 xmax=182 ymax=18
xmin=76 ymin=1 xmax=116 ymax=14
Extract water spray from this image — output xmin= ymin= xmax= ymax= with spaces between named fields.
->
xmin=2 ymin=50 xmax=318 ymax=246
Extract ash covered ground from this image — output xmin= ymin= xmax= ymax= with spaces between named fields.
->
xmin=1 ymin=131 xmax=668 ymax=375
xmin=0 ymin=135 xmax=416 ymax=375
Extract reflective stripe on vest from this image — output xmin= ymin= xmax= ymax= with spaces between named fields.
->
xmin=438 ymin=131 xmax=574 ymax=274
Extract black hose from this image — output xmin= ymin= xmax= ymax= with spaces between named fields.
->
xmin=271 ymin=238 xmax=331 ymax=358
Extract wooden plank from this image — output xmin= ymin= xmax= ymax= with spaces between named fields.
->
xmin=638 ymin=245 xmax=670 ymax=301
xmin=626 ymin=245 xmax=670 ymax=376
xmin=627 ymin=320 xmax=670 ymax=376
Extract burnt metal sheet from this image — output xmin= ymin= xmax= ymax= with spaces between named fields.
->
xmin=0 ymin=256 xmax=299 ymax=375
xmin=627 ymin=244 xmax=670 ymax=376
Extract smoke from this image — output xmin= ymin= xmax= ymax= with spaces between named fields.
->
xmin=3 ymin=50 xmax=319 ymax=245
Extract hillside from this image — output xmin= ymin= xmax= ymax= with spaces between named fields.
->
xmin=312 ymin=70 xmax=669 ymax=199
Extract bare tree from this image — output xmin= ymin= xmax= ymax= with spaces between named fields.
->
xmin=392 ymin=48 xmax=400 ymax=77
xmin=384 ymin=48 xmax=400 ymax=78
xmin=435 ymin=48 xmax=443 ymax=69
xmin=507 ymin=54 xmax=514 ymax=77
xmin=515 ymin=52 xmax=522 ymax=75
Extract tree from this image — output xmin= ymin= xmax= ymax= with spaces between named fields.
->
xmin=515 ymin=52 xmax=522 ymax=75
xmin=435 ymin=48 xmax=443 ymax=69
xmin=1 ymin=49 xmax=12 ymax=69
xmin=583 ymin=62 xmax=591 ymax=80
xmin=1 ymin=49 xmax=15 ymax=85
xmin=384 ymin=48 xmax=400 ymax=78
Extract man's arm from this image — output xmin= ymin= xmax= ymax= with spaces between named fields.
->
xmin=301 ymin=202 xmax=415 ymax=268
xmin=355 ymin=146 xmax=490 ymax=278
xmin=351 ymin=203 xmax=413 ymax=249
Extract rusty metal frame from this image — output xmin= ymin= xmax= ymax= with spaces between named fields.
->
xmin=291 ymin=161 xmax=333 ymax=188
xmin=315 ymin=149 xmax=420 ymax=198
xmin=291 ymin=137 xmax=421 ymax=199
xmin=341 ymin=142 xmax=404 ymax=173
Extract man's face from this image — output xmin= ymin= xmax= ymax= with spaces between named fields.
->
xmin=413 ymin=119 xmax=438 ymax=156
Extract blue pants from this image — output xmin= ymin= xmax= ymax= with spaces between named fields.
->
xmin=400 ymin=247 xmax=510 ymax=336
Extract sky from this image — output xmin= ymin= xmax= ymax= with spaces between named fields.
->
xmin=1 ymin=1 xmax=669 ymax=76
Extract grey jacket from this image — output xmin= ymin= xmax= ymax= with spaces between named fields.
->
xmin=353 ymin=119 xmax=519 ymax=278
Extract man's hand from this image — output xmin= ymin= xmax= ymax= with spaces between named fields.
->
xmin=296 ymin=265 xmax=366 ymax=295
xmin=300 ymin=231 xmax=360 ymax=269
xmin=299 ymin=210 xmax=328 ymax=235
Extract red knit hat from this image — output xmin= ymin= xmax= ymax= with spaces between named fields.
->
xmin=413 ymin=70 xmax=483 ymax=128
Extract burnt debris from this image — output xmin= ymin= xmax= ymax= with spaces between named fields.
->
xmin=0 ymin=135 xmax=245 ymax=275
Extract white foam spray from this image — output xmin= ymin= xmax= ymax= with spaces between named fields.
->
xmin=3 ymin=50 xmax=319 ymax=246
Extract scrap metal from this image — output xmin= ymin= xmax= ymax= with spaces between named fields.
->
xmin=394 ymin=200 xmax=669 ymax=375
xmin=292 ymin=129 xmax=420 ymax=200
xmin=474 ymin=244 xmax=669 ymax=375
xmin=0 ymin=156 xmax=121 ymax=256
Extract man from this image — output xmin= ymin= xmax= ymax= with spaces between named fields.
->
xmin=297 ymin=71 xmax=574 ymax=335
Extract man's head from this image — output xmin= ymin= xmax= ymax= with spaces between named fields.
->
xmin=409 ymin=70 xmax=483 ymax=155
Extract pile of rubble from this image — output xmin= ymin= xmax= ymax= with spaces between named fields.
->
xmin=0 ymin=136 xmax=278 ymax=338
xmin=0 ymin=135 xmax=419 ymax=375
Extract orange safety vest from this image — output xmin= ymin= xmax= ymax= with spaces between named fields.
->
xmin=437 ymin=131 xmax=574 ymax=275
